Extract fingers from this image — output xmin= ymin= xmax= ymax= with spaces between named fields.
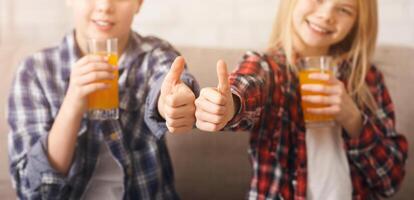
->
xmin=75 ymin=55 xmax=108 ymax=68
xmin=301 ymin=72 xmax=344 ymax=107
xmin=164 ymin=56 xmax=185 ymax=87
xmin=195 ymin=106 xmax=227 ymax=124
xmin=164 ymin=102 xmax=195 ymax=134
xmin=306 ymin=105 xmax=341 ymax=116
xmin=301 ymin=84 xmax=342 ymax=95
xmin=307 ymin=72 xmax=342 ymax=84
xmin=164 ymin=103 xmax=196 ymax=119
xmin=72 ymin=55 xmax=115 ymax=83
xmin=68 ymin=55 xmax=117 ymax=99
xmin=76 ymin=71 xmax=114 ymax=85
xmin=216 ymin=60 xmax=230 ymax=94
xmin=72 ymin=62 xmax=115 ymax=89
xmin=163 ymin=59 xmax=233 ymax=133
xmin=196 ymin=119 xmax=226 ymax=132
xmin=301 ymin=95 xmax=341 ymax=105
xmin=164 ymin=101 xmax=195 ymax=133
xmin=166 ymin=117 xmax=195 ymax=128
xmin=195 ymin=97 xmax=227 ymax=115
xmin=165 ymin=107 xmax=195 ymax=134
xmin=301 ymin=71 xmax=343 ymax=96
xmin=307 ymin=72 xmax=330 ymax=81
xmin=301 ymin=87 xmax=342 ymax=116
xmin=195 ymin=87 xmax=233 ymax=132
xmin=161 ymin=82 xmax=196 ymax=134
xmin=302 ymin=72 xmax=354 ymax=121
xmin=79 ymin=82 xmax=110 ymax=95
xmin=164 ymin=83 xmax=196 ymax=107
xmin=199 ymin=87 xmax=227 ymax=106
xmin=76 ymin=62 xmax=115 ymax=76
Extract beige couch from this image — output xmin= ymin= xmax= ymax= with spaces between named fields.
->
xmin=0 ymin=45 xmax=413 ymax=199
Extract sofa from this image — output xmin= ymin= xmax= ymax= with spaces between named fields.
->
xmin=0 ymin=45 xmax=413 ymax=199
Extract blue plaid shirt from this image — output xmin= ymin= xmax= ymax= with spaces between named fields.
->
xmin=7 ymin=31 xmax=199 ymax=200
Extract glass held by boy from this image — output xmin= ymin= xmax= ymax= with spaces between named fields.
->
xmin=7 ymin=0 xmax=199 ymax=199
xmin=86 ymin=38 xmax=120 ymax=120
xmin=195 ymin=0 xmax=408 ymax=199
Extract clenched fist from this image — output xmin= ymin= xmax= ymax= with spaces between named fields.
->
xmin=158 ymin=56 xmax=196 ymax=133
xmin=195 ymin=60 xmax=236 ymax=131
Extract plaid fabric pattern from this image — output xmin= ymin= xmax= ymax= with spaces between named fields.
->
xmin=227 ymin=50 xmax=408 ymax=200
xmin=7 ymin=31 xmax=198 ymax=200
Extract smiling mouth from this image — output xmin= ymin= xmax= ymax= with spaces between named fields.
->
xmin=93 ymin=20 xmax=115 ymax=29
xmin=306 ymin=20 xmax=334 ymax=35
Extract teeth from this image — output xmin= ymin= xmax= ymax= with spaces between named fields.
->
xmin=95 ymin=20 xmax=111 ymax=26
xmin=309 ymin=22 xmax=329 ymax=34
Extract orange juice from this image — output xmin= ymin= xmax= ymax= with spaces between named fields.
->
xmin=87 ymin=52 xmax=119 ymax=110
xmin=299 ymin=69 xmax=333 ymax=122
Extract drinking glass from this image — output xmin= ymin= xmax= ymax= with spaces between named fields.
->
xmin=298 ymin=56 xmax=336 ymax=125
xmin=87 ymin=38 xmax=119 ymax=120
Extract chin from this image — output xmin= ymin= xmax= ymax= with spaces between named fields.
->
xmin=302 ymin=40 xmax=329 ymax=49
xmin=89 ymin=32 xmax=115 ymax=40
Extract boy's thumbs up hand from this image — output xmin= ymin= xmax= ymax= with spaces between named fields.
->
xmin=158 ymin=56 xmax=196 ymax=133
xmin=195 ymin=60 xmax=235 ymax=131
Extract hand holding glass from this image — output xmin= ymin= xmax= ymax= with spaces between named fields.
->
xmin=87 ymin=38 xmax=119 ymax=120
xmin=298 ymin=56 xmax=336 ymax=123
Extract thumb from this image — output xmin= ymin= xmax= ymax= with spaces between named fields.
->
xmin=216 ymin=59 xmax=230 ymax=94
xmin=164 ymin=56 xmax=185 ymax=91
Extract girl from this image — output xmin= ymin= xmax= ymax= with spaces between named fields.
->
xmin=195 ymin=0 xmax=408 ymax=199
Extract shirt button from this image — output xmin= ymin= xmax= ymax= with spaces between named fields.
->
xmin=292 ymin=180 xmax=297 ymax=186
xmin=110 ymin=132 xmax=119 ymax=140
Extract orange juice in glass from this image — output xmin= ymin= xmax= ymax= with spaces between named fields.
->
xmin=298 ymin=56 xmax=336 ymax=124
xmin=87 ymin=38 xmax=119 ymax=120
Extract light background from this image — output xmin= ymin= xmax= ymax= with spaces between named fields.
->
xmin=0 ymin=0 xmax=413 ymax=48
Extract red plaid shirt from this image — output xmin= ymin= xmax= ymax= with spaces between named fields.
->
xmin=227 ymin=50 xmax=408 ymax=200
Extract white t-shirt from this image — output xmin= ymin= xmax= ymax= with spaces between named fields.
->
xmin=82 ymin=143 xmax=124 ymax=200
xmin=306 ymin=123 xmax=353 ymax=200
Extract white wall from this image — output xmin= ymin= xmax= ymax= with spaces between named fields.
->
xmin=133 ymin=0 xmax=278 ymax=49
xmin=378 ymin=0 xmax=414 ymax=47
xmin=134 ymin=0 xmax=414 ymax=48
xmin=0 ymin=0 xmax=72 ymax=46
xmin=0 ymin=0 xmax=413 ymax=49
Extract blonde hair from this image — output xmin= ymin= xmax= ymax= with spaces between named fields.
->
xmin=269 ymin=0 xmax=378 ymax=112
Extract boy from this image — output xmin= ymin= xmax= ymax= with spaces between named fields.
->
xmin=7 ymin=0 xmax=198 ymax=199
